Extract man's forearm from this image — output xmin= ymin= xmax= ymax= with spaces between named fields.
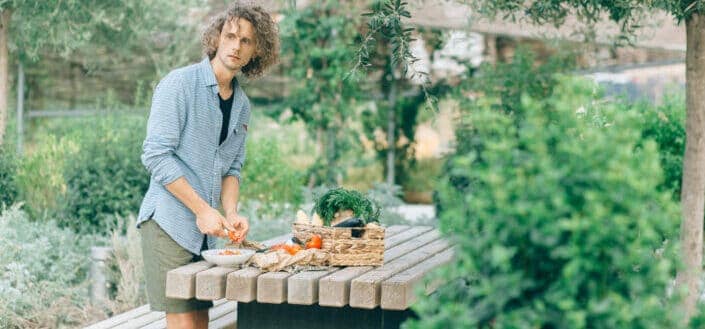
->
xmin=221 ymin=176 xmax=241 ymax=216
xmin=165 ymin=177 xmax=210 ymax=216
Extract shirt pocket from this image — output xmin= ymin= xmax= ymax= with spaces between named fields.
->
xmin=219 ymin=123 xmax=248 ymax=171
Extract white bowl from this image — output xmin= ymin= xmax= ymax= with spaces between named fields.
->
xmin=201 ymin=248 xmax=255 ymax=267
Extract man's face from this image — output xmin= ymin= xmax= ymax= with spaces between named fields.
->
xmin=215 ymin=17 xmax=257 ymax=72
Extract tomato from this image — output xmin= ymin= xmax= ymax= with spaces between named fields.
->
xmin=284 ymin=244 xmax=302 ymax=255
xmin=228 ymin=230 xmax=239 ymax=242
xmin=305 ymin=234 xmax=323 ymax=249
xmin=269 ymin=242 xmax=303 ymax=255
xmin=269 ymin=243 xmax=286 ymax=251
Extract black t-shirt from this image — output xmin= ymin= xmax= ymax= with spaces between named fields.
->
xmin=219 ymin=92 xmax=234 ymax=145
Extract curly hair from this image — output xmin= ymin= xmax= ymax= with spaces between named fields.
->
xmin=201 ymin=4 xmax=280 ymax=79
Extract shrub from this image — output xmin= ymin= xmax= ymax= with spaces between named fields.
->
xmin=405 ymin=78 xmax=684 ymax=328
xmin=61 ymin=115 xmax=149 ymax=234
xmin=402 ymin=158 xmax=444 ymax=193
xmin=15 ymin=134 xmax=79 ymax=219
xmin=343 ymin=161 xmax=384 ymax=192
xmin=0 ymin=147 xmax=18 ymax=207
xmin=470 ymin=47 xmax=576 ymax=119
xmin=240 ymin=137 xmax=304 ymax=218
xmin=402 ymin=158 xmax=444 ymax=204
xmin=0 ymin=205 xmax=105 ymax=328
xmin=105 ymin=215 xmax=147 ymax=314
xmin=636 ymin=94 xmax=685 ymax=200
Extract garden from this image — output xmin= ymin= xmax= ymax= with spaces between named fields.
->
xmin=1 ymin=0 xmax=705 ymax=328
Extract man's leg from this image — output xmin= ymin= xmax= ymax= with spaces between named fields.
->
xmin=140 ymin=220 xmax=213 ymax=327
xmin=166 ymin=309 xmax=209 ymax=329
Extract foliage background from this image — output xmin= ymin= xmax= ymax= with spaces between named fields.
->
xmin=0 ymin=1 xmax=695 ymax=327
xmin=405 ymin=75 xmax=685 ymax=328
xmin=0 ymin=147 xmax=18 ymax=206
xmin=0 ymin=206 xmax=105 ymax=328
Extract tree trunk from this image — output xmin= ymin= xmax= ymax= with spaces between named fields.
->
xmin=307 ymin=127 xmax=325 ymax=189
xmin=676 ymin=12 xmax=705 ymax=320
xmin=325 ymin=128 xmax=337 ymax=185
xmin=386 ymin=79 xmax=397 ymax=187
xmin=0 ymin=9 xmax=11 ymax=145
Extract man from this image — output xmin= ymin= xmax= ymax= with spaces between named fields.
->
xmin=137 ymin=4 xmax=279 ymax=328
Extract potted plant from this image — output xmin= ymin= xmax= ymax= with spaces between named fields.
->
xmin=402 ymin=159 xmax=442 ymax=204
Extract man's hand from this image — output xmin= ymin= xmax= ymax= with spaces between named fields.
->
xmin=226 ymin=212 xmax=249 ymax=243
xmin=165 ymin=178 xmax=234 ymax=238
xmin=196 ymin=206 xmax=234 ymax=238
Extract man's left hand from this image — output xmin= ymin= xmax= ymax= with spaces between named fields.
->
xmin=226 ymin=212 xmax=249 ymax=243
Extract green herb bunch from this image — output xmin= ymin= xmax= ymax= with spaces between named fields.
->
xmin=313 ymin=188 xmax=381 ymax=226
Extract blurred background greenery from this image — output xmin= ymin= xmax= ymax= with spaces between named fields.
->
xmin=0 ymin=0 xmax=695 ymax=328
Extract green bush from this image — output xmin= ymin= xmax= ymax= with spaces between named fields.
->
xmin=402 ymin=158 xmax=444 ymax=193
xmin=61 ymin=115 xmax=149 ymax=234
xmin=405 ymin=78 xmax=684 ymax=328
xmin=240 ymin=137 xmax=304 ymax=218
xmin=0 ymin=205 xmax=104 ymax=328
xmin=636 ymin=94 xmax=685 ymax=199
xmin=0 ymin=146 xmax=18 ymax=206
xmin=470 ymin=47 xmax=576 ymax=118
xmin=343 ymin=161 xmax=384 ymax=192
xmin=15 ymin=134 xmax=79 ymax=219
xmin=105 ymin=215 xmax=147 ymax=314
xmin=20 ymin=112 xmax=307 ymax=233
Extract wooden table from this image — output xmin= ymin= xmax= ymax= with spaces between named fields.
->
xmin=165 ymin=225 xmax=454 ymax=329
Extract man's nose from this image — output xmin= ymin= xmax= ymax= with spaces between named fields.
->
xmin=233 ymin=39 xmax=240 ymax=51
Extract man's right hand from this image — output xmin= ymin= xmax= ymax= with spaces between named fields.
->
xmin=196 ymin=206 xmax=234 ymax=238
xmin=164 ymin=177 xmax=235 ymax=238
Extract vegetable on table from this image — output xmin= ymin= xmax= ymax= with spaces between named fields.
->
xmin=305 ymin=234 xmax=322 ymax=249
xmin=333 ymin=217 xmax=364 ymax=228
xmin=311 ymin=213 xmax=324 ymax=226
xmin=295 ymin=210 xmax=310 ymax=224
xmin=227 ymin=230 xmax=239 ymax=243
xmin=312 ymin=188 xmax=380 ymax=226
xmin=284 ymin=244 xmax=302 ymax=255
xmin=269 ymin=242 xmax=302 ymax=255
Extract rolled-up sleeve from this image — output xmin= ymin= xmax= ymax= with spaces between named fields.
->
xmin=226 ymin=106 xmax=250 ymax=182
xmin=141 ymin=72 xmax=187 ymax=185
xmin=226 ymin=139 xmax=247 ymax=182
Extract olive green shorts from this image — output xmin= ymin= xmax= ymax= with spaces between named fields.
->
xmin=139 ymin=219 xmax=213 ymax=313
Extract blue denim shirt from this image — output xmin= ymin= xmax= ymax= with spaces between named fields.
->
xmin=137 ymin=57 xmax=250 ymax=255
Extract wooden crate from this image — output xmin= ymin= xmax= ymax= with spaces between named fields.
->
xmin=292 ymin=223 xmax=385 ymax=266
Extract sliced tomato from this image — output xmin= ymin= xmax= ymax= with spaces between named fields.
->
xmin=305 ymin=234 xmax=323 ymax=249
